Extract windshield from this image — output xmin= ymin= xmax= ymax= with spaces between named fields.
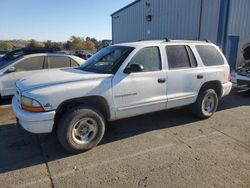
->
xmin=78 ymin=46 xmax=134 ymax=74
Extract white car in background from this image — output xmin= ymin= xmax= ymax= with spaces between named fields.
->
xmin=0 ymin=53 xmax=84 ymax=98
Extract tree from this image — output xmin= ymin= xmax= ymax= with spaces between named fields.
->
xmin=0 ymin=42 xmax=13 ymax=51
xmin=44 ymin=40 xmax=64 ymax=50
xmin=28 ymin=39 xmax=45 ymax=48
xmin=44 ymin=40 xmax=53 ymax=48
xmin=68 ymin=36 xmax=85 ymax=50
xmin=12 ymin=43 xmax=25 ymax=50
xmin=85 ymin=40 xmax=96 ymax=51
xmin=90 ymin=38 xmax=99 ymax=49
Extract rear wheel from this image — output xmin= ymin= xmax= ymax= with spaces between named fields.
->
xmin=192 ymin=89 xmax=219 ymax=119
xmin=57 ymin=106 xmax=105 ymax=153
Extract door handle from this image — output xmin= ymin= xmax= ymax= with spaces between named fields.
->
xmin=197 ymin=74 xmax=204 ymax=79
xmin=158 ymin=78 xmax=166 ymax=83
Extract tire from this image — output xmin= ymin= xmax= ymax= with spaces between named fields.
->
xmin=192 ymin=89 xmax=219 ymax=119
xmin=57 ymin=106 xmax=105 ymax=153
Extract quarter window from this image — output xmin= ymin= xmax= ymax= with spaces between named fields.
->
xmin=129 ymin=47 xmax=161 ymax=72
xmin=196 ymin=45 xmax=224 ymax=66
xmin=166 ymin=45 xmax=191 ymax=69
xmin=15 ymin=56 xmax=45 ymax=72
xmin=70 ymin=59 xmax=80 ymax=67
xmin=49 ymin=56 xmax=71 ymax=68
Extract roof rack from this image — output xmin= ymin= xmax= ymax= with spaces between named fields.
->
xmin=165 ymin=38 xmax=171 ymax=42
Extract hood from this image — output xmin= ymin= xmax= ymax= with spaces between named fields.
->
xmin=16 ymin=68 xmax=112 ymax=92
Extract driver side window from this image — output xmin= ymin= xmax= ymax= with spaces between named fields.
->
xmin=129 ymin=47 xmax=162 ymax=72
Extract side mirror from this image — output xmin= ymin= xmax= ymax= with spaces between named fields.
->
xmin=124 ymin=63 xmax=144 ymax=74
xmin=6 ymin=66 xmax=16 ymax=73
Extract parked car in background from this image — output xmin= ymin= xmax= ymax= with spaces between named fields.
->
xmin=231 ymin=43 xmax=250 ymax=90
xmin=231 ymin=62 xmax=250 ymax=90
xmin=75 ymin=51 xmax=93 ymax=60
xmin=0 ymin=50 xmax=8 ymax=58
xmin=0 ymin=53 xmax=84 ymax=97
xmin=0 ymin=47 xmax=57 ymax=62
xmin=11 ymin=40 xmax=232 ymax=153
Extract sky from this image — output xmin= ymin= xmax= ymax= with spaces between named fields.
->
xmin=0 ymin=0 xmax=134 ymax=42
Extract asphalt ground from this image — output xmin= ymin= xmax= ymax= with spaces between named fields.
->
xmin=0 ymin=90 xmax=249 ymax=188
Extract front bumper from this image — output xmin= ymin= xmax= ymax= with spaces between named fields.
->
xmin=12 ymin=97 xmax=56 ymax=134
xmin=222 ymin=82 xmax=232 ymax=97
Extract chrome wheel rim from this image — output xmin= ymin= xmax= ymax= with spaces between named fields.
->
xmin=72 ymin=118 xmax=98 ymax=144
xmin=202 ymin=93 xmax=216 ymax=115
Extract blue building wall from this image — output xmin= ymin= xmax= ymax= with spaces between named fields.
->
xmin=112 ymin=0 xmax=250 ymax=68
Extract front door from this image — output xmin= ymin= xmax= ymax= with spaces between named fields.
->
xmin=112 ymin=46 xmax=167 ymax=120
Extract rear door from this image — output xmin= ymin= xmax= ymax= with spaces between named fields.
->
xmin=48 ymin=56 xmax=71 ymax=69
xmin=165 ymin=45 xmax=205 ymax=108
xmin=1 ymin=56 xmax=45 ymax=96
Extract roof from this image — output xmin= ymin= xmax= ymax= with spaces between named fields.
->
xmin=19 ymin=53 xmax=85 ymax=64
xmin=111 ymin=0 xmax=141 ymax=16
xmin=113 ymin=39 xmax=211 ymax=48
xmin=22 ymin=53 xmax=75 ymax=58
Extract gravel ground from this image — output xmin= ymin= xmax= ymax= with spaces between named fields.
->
xmin=0 ymin=90 xmax=249 ymax=188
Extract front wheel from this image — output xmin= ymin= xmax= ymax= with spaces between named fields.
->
xmin=57 ymin=106 xmax=105 ymax=153
xmin=192 ymin=89 xmax=219 ymax=119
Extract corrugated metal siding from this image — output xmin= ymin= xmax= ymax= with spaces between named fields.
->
xmin=227 ymin=0 xmax=250 ymax=66
xmin=112 ymin=0 xmax=222 ymax=44
xmin=112 ymin=0 xmax=146 ymax=44
xmin=199 ymin=0 xmax=221 ymax=43
xmin=112 ymin=0 xmax=205 ymax=43
xmin=150 ymin=0 xmax=201 ymax=40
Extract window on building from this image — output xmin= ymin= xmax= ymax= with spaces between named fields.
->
xmin=196 ymin=45 xmax=224 ymax=66
xmin=49 ymin=56 xmax=71 ymax=69
xmin=15 ymin=56 xmax=45 ymax=72
xmin=166 ymin=45 xmax=191 ymax=69
xmin=129 ymin=47 xmax=161 ymax=72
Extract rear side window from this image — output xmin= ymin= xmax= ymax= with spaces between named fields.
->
xmin=196 ymin=45 xmax=224 ymax=66
xmin=129 ymin=47 xmax=161 ymax=72
xmin=166 ymin=45 xmax=191 ymax=69
xmin=15 ymin=56 xmax=45 ymax=72
xmin=49 ymin=56 xmax=71 ymax=68
xmin=186 ymin=46 xmax=198 ymax=67
xmin=70 ymin=59 xmax=79 ymax=67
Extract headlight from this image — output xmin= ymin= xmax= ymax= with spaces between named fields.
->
xmin=21 ymin=96 xmax=44 ymax=112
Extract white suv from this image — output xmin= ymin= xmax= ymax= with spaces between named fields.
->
xmin=12 ymin=40 xmax=232 ymax=153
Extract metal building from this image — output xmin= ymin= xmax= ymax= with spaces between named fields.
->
xmin=111 ymin=0 xmax=250 ymax=69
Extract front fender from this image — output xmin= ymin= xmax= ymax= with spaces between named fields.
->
xmin=22 ymin=77 xmax=113 ymax=111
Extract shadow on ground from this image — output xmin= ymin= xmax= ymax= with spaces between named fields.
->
xmin=0 ymin=90 xmax=249 ymax=173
